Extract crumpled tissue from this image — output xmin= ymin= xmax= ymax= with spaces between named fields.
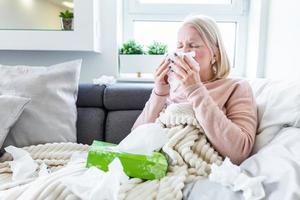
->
xmin=166 ymin=51 xmax=200 ymax=71
xmin=209 ymin=157 xmax=266 ymax=200
xmin=68 ymin=151 xmax=88 ymax=165
xmin=166 ymin=51 xmax=200 ymax=92
xmin=113 ymin=123 xmax=168 ymax=155
xmin=62 ymin=158 xmax=128 ymax=200
xmin=93 ymin=75 xmax=116 ymax=86
xmin=5 ymin=146 xmax=50 ymax=181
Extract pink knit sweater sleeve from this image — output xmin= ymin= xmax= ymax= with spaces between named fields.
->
xmin=183 ymin=80 xmax=258 ymax=165
xmin=131 ymin=89 xmax=168 ymax=130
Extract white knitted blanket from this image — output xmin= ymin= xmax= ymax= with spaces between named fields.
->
xmin=0 ymin=103 xmax=223 ymax=200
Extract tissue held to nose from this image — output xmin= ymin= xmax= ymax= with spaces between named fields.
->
xmin=166 ymin=51 xmax=200 ymax=92
xmin=166 ymin=51 xmax=200 ymax=71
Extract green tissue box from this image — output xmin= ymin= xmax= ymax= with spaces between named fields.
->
xmin=86 ymin=140 xmax=168 ymax=180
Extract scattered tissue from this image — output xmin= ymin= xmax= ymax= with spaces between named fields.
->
xmin=62 ymin=158 xmax=128 ymax=200
xmin=4 ymin=146 xmax=50 ymax=181
xmin=68 ymin=151 xmax=88 ymax=165
xmin=93 ymin=75 xmax=116 ymax=86
xmin=209 ymin=157 xmax=266 ymax=200
xmin=38 ymin=163 xmax=51 ymax=177
xmin=113 ymin=123 xmax=168 ymax=156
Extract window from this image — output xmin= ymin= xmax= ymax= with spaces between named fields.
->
xmin=120 ymin=0 xmax=249 ymax=80
xmin=139 ymin=0 xmax=232 ymax=5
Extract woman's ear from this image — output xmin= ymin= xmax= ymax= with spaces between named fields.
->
xmin=212 ymin=49 xmax=220 ymax=64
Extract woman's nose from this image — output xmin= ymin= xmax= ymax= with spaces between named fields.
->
xmin=182 ymin=46 xmax=191 ymax=53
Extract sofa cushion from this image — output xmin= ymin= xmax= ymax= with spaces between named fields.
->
xmin=77 ymin=107 xmax=105 ymax=145
xmin=0 ymin=60 xmax=81 ymax=148
xmin=0 ymin=95 xmax=30 ymax=149
xmin=76 ymin=84 xmax=105 ymax=107
xmin=104 ymin=83 xmax=153 ymax=110
xmin=105 ymin=110 xmax=142 ymax=144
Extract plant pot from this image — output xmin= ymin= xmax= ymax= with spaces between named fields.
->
xmin=119 ymin=54 xmax=165 ymax=77
xmin=61 ymin=18 xmax=73 ymax=30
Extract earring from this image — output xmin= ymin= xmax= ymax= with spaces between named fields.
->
xmin=212 ymin=65 xmax=217 ymax=75
xmin=211 ymin=58 xmax=216 ymax=65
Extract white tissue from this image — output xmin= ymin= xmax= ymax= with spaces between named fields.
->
xmin=93 ymin=75 xmax=116 ymax=86
xmin=168 ymin=71 xmax=181 ymax=92
xmin=114 ymin=123 xmax=168 ymax=155
xmin=166 ymin=51 xmax=200 ymax=71
xmin=68 ymin=151 xmax=88 ymax=165
xmin=166 ymin=51 xmax=200 ymax=92
xmin=62 ymin=158 xmax=128 ymax=200
xmin=94 ymin=158 xmax=129 ymax=200
xmin=38 ymin=163 xmax=51 ymax=177
xmin=5 ymin=146 xmax=38 ymax=181
xmin=209 ymin=157 xmax=266 ymax=200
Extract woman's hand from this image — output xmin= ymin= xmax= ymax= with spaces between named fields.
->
xmin=154 ymin=58 xmax=171 ymax=96
xmin=171 ymin=54 xmax=202 ymax=89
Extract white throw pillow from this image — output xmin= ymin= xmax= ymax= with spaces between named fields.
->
xmin=249 ymin=78 xmax=300 ymax=153
xmin=0 ymin=95 xmax=30 ymax=148
xmin=0 ymin=60 xmax=81 ymax=147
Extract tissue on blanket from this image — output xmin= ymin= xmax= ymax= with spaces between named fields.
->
xmin=209 ymin=157 xmax=266 ymax=200
xmin=86 ymin=140 xmax=168 ymax=180
xmin=4 ymin=146 xmax=50 ymax=182
xmin=62 ymin=158 xmax=128 ymax=200
xmin=5 ymin=146 xmax=39 ymax=181
xmin=115 ymin=123 xmax=168 ymax=155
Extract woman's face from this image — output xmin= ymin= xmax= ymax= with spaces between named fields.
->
xmin=177 ymin=25 xmax=214 ymax=82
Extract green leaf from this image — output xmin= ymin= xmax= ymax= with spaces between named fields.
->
xmin=119 ymin=40 xmax=145 ymax=55
xmin=59 ymin=10 xmax=74 ymax=19
xmin=147 ymin=41 xmax=168 ymax=55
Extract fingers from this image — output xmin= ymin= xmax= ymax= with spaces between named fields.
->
xmin=157 ymin=66 xmax=169 ymax=81
xmin=171 ymin=63 xmax=186 ymax=79
xmin=172 ymin=71 xmax=183 ymax=82
xmin=174 ymin=54 xmax=193 ymax=73
xmin=157 ymin=57 xmax=170 ymax=70
xmin=155 ymin=59 xmax=170 ymax=77
xmin=158 ymin=57 xmax=166 ymax=67
xmin=182 ymin=55 xmax=198 ymax=71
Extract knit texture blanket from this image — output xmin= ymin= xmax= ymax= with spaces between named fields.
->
xmin=0 ymin=103 xmax=223 ymax=200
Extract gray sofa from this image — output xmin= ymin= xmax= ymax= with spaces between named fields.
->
xmin=76 ymin=83 xmax=154 ymax=145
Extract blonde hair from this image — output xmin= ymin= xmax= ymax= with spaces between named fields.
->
xmin=181 ymin=15 xmax=230 ymax=81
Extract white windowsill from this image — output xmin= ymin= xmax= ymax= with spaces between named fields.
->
xmin=117 ymin=77 xmax=154 ymax=83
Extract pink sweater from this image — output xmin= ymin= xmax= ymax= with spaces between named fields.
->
xmin=132 ymin=78 xmax=258 ymax=165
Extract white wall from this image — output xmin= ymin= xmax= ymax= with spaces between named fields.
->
xmin=0 ymin=0 xmax=118 ymax=83
xmin=264 ymin=0 xmax=300 ymax=79
xmin=2 ymin=0 xmax=299 ymax=82
xmin=0 ymin=0 xmax=66 ymax=30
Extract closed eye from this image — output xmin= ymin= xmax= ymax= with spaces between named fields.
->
xmin=190 ymin=44 xmax=204 ymax=48
xmin=177 ymin=44 xmax=183 ymax=49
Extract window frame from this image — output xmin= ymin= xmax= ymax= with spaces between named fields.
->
xmin=122 ymin=0 xmax=249 ymax=77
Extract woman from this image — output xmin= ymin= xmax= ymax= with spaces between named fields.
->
xmin=132 ymin=15 xmax=257 ymax=165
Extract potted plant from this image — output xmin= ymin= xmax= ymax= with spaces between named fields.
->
xmin=119 ymin=40 xmax=168 ymax=78
xmin=59 ymin=10 xmax=74 ymax=30
xmin=147 ymin=41 xmax=168 ymax=55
